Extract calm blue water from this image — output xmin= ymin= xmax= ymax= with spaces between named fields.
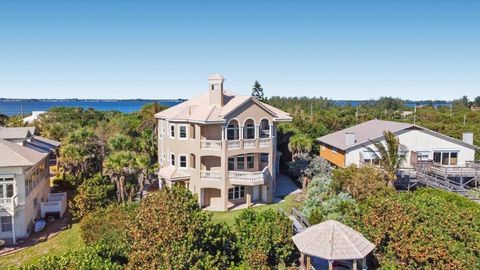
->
xmin=0 ymin=99 xmax=450 ymax=116
xmin=0 ymin=100 xmax=184 ymax=116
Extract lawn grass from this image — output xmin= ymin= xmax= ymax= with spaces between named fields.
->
xmin=0 ymin=223 xmax=84 ymax=268
xmin=211 ymin=193 xmax=303 ymax=225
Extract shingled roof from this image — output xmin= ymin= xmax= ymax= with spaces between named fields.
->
xmin=0 ymin=139 xmax=47 ymax=167
xmin=0 ymin=126 xmax=35 ymax=140
xmin=317 ymin=119 xmax=477 ymax=151
xmin=155 ymin=90 xmax=291 ymax=123
xmin=292 ymin=220 xmax=375 ymax=261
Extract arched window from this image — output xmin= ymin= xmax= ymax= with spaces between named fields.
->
xmin=226 ymin=120 xmax=239 ymax=140
xmin=259 ymin=119 xmax=270 ymax=138
xmin=244 ymin=119 xmax=255 ymax=139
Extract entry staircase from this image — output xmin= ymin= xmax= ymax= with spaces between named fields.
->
xmin=406 ymin=161 xmax=480 ymax=202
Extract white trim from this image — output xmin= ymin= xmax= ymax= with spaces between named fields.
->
xmin=178 ymin=124 xmax=189 ymax=140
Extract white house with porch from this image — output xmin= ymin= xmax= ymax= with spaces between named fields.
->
xmin=0 ymin=127 xmax=61 ymax=244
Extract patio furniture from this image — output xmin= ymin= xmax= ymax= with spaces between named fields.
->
xmin=292 ymin=220 xmax=375 ymax=270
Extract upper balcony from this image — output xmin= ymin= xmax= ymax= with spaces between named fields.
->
xmin=200 ymin=118 xmax=273 ymax=151
xmin=200 ymin=167 xmax=271 ymax=186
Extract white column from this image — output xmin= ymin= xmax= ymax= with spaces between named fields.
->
xmin=239 ymin=126 xmax=243 ymax=140
xmin=12 ymin=214 xmax=16 ymax=244
xmin=221 ymin=126 xmax=225 ymax=140
xmin=362 ymin=258 xmax=367 ymax=270
xmin=269 ymin=124 xmax=273 ymax=138
xmin=255 ymin=125 xmax=259 ymax=139
xmin=353 ymin=259 xmax=357 ymax=270
xmin=328 ymin=260 xmax=334 ymax=270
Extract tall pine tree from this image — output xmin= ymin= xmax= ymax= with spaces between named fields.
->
xmin=251 ymin=80 xmax=266 ymax=102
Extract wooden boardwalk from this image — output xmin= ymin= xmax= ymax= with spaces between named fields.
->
xmin=405 ymin=162 xmax=480 ymax=202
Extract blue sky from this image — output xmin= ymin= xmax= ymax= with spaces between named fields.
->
xmin=0 ymin=0 xmax=479 ymax=100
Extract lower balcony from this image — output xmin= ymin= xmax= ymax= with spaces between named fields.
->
xmin=229 ymin=167 xmax=270 ymax=186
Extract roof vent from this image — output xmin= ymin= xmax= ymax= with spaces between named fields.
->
xmin=463 ymin=132 xmax=473 ymax=145
xmin=345 ymin=132 xmax=356 ymax=146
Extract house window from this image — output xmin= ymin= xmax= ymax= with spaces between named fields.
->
xmin=228 ymin=157 xmax=235 ymax=171
xmin=179 ymin=125 xmax=187 ymax=139
xmin=170 ymin=125 xmax=175 ymax=138
xmin=179 ymin=155 xmax=187 ymax=168
xmin=0 ymin=183 xmax=14 ymax=199
xmin=433 ymin=151 xmax=459 ymax=166
xmin=259 ymin=119 xmax=270 ymax=138
xmin=0 ymin=216 xmax=12 ymax=232
xmin=237 ymin=156 xmax=245 ymax=170
xmin=228 ymin=186 xmax=246 ymax=200
xmin=170 ymin=153 xmax=176 ymax=166
xmin=416 ymin=151 xmax=430 ymax=162
xmin=226 ymin=121 xmax=239 ymax=140
xmin=244 ymin=122 xmax=255 ymax=139
xmin=247 ymin=154 xmax=254 ymax=169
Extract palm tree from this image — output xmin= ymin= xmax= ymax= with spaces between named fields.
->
xmin=104 ymin=150 xmax=137 ymax=203
xmin=369 ymin=131 xmax=407 ymax=186
xmin=138 ymin=102 xmax=166 ymax=136
xmin=288 ymin=134 xmax=313 ymax=157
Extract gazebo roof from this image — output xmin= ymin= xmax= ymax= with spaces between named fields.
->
xmin=292 ymin=220 xmax=375 ymax=261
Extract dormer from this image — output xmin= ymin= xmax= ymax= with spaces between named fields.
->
xmin=208 ymin=74 xmax=225 ymax=106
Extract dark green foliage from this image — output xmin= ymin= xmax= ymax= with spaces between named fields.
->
xmin=80 ymin=204 xmax=137 ymax=264
xmin=346 ymin=188 xmax=480 ymax=269
xmin=331 ymin=165 xmax=393 ymax=202
xmin=127 ymin=186 xmax=236 ymax=270
xmin=233 ymin=209 xmax=296 ymax=268
xmin=18 ymin=245 xmax=122 ymax=270
xmin=251 ymin=80 xmax=266 ymax=102
xmin=69 ymin=174 xmax=116 ymax=220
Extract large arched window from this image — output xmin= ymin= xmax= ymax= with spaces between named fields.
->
xmin=226 ymin=120 xmax=239 ymax=140
xmin=259 ymin=119 xmax=270 ymax=138
xmin=244 ymin=119 xmax=255 ymax=139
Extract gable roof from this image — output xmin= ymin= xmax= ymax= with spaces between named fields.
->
xmin=155 ymin=90 xmax=291 ymax=123
xmin=317 ymin=119 xmax=478 ymax=151
xmin=0 ymin=139 xmax=47 ymax=167
xmin=0 ymin=127 xmax=35 ymax=140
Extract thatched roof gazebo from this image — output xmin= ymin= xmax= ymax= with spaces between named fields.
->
xmin=292 ymin=220 xmax=375 ymax=270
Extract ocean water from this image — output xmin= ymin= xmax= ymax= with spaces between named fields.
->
xmin=0 ymin=99 xmax=184 ymax=116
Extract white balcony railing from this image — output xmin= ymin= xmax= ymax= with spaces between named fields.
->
xmin=243 ymin=139 xmax=256 ymax=149
xmin=229 ymin=167 xmax=269 ymax=186
xmin=258 ymin=138 xmax=271 ymax=148
xmin=200 ymin=170 xmax=223 ymax=181
xmin=227 ymin=140 xmax=241 ymax=150
xmin=0 ymin=194 xmax=18 ymax=215
xmin=200 ymin=140 xmax=222 ymax=150
xmin=41 ymin=192 xmax=67 ymax=218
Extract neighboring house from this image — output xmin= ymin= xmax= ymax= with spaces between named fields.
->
xmin=155 ymin=74 xmax=292 ymax=211
xmin=317 ymin=119 xmax=477 ymax=168
xmin=23 ymin=111 xmax=46 ymax=124
xmin=0 ymin=127 xmax=62 ymax=244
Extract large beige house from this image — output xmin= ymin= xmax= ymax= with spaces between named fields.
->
xmin=156 ymin=74 xmax=292 ymax=211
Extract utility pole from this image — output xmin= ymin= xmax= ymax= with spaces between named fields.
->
xmin=355 ymin=106 xmax=359 ymax=124
xmin=463 ymin=114 xmax=466 ymax=126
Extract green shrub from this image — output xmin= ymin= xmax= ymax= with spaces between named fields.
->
xmin=331 ymin=165 xmax=393 ymax=202
xmin=233 ymin=209 xmax=296 ymax=268
xmin=346 ymin=188 xmax=480 ymax=269
xmin=69 ymin=174 xmax=116 ymax=220
xmin=18 ymin=245 xmax=122 ymax=270
xmin=80 ymin=203 xmax=137 ymax=264
xmin=126 ymin=186 xmax=236 ymax=270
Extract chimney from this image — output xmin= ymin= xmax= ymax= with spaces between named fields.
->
xmin=463 ymin=132 xmax=473 ymax=145
xmin=345 ymin=132 xmax=356 ymax=146
xmin=208 ymin=74 xmax=225 ymax=106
